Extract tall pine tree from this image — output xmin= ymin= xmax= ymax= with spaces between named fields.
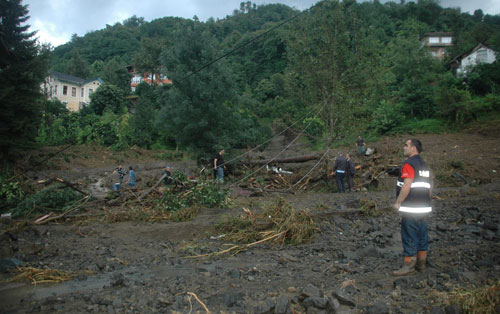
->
xmin=0 ymin=0 xmax=49 ymax=156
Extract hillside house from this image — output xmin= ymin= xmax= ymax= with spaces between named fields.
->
xmin=450 ymin=43 xmax=498 ymax=76
xmin=42 ymin=71 xmax=103 ymax=111
xmin=126 ymin=65 xmax=172 ymax=92
xmin=422 ymin=32 xmax=453 ymax=58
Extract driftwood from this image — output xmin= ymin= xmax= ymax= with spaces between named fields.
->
xmin=244 ymin=155 xmax=320 ymax=165
xmin=34 ymin=196 xmax=90 ymax=224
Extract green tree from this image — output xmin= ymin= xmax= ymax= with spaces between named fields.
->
xmin=88 ymin=84 xmax=126 ymax=115
xmin=65 ymin=48 xmax=90 ymax=78
xmin=0 ymin=0 xmax=49 ymax=155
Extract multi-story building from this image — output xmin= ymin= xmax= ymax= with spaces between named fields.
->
xmin=450 ymin=43 xmax=497 ymax=76
xmin=42 ymin=71 xmax=103 ymax=111
xmin=422 ymin=32 xmax=453 ymax=58
xmin=126 ymin=65 xmax=172 ymax=92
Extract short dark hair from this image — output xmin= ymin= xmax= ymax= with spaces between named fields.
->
xmin=129 ymin=166 xmax=133 ymax=170
xmin=410 ymin=139 xmax=423 ymax=153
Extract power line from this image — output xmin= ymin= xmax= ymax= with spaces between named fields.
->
xmin=230 ymin=104 xmax=325 ymax=187
xmin=178 ymin=4 xmax=314 ymax=83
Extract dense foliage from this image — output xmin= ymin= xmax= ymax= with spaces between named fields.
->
xmin=9 ymin=0 xmax=500 ymax=155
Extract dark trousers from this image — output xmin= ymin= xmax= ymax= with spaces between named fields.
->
xmin=347 ymin=175 xmax=354 ymax=191
xmin=335 ymin=172 xmax=346 ymax=193
xmin=401 ymin=214 xmax=429 ymax=256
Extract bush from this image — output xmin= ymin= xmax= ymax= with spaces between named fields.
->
xmin=0 ymin=172 xmax=24 ymax=213
xmin=302 ymin=117 xmax=325 ymax=139
xmin=369 ymin=101 xmax=404 ymax=134
xmin=159 ymin=181 xmax=229 ymax=212
xmin=12 ymin=185 xmax=82 ymax=218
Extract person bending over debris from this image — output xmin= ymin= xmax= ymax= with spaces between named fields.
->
xmin=112 ymin=164 xmax=127 ymax=194
xmin=163 ymin=165 xmax=173 ymax=185
xmin=356 ymin=136 xmax=365 ymax=156
xmin=346 ymin=154 xmax=355 ymax=192
xmin=331 ymin=153 xmax=348 ymax=193
xmin=393 ymin=139 xmax=432 ymax=276
xmin=214 ymin=149 xmax=226 ymax=183
xmin=126 ymin=166 xmax=135 ymax=188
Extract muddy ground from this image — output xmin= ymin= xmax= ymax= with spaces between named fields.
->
xmin=1 ymin=132 xmax=499 ymax=314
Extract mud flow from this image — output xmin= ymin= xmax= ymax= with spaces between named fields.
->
xmin=1 ymin=133 xmax=499 ymax=313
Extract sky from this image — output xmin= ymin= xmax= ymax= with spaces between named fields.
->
xmin=24 ymin=0 xmax=500 ymax=47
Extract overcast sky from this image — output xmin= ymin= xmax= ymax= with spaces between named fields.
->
xmin=24 ymin=0 xmax=500 ymax=47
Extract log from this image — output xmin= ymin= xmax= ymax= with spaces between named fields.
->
xmin=244 ymin=155 xmax=320 ymax=165
xmin=138 ymin=174 xmax=166 ymax=201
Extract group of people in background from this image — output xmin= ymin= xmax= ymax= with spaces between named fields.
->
xmin=112 ymin=164 xmax=135 ymax=195
xmin=331 ymin=136 xmax=366 ymax=193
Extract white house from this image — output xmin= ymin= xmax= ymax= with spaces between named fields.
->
xmin=42 ymin=71 xmax=104 ymax=111
xmin=452 ymin=44 xmax=497 ymax=76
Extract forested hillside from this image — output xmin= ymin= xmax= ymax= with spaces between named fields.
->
xmin=5 ymin=0 xmax=500 ymax=157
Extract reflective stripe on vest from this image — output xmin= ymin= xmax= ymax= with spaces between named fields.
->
xmin=399 ymin=206 xmax=432 ymax=213
xmin=336 ymin=170 xmax=345 ymax=173
xmin=411 ymin=182 xmax=431 ymax=189
xmin=396 ymin=181 xmax=431 ymax=188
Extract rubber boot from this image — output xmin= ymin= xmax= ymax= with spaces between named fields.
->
xmin=416 ymin=251 xmax=427 ymax=271
xmin=393 ymin=256 xmax=416 ymax=276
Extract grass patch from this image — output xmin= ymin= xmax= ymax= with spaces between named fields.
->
xmin=449 ymin=282 xmax=500 ymax=314
xmin=390 ymin=118 xmax=449 ymax=134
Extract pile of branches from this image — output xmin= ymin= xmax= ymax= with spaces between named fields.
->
xmin=240 ymin=167 xmax=327 ymax=194
xmin=185 ymin=198 xmax=318 ymax=258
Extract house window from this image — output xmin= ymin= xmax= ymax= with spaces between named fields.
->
xmin=63 ymin=85 xmax=68 ymax=95
xmin=72 ymin=87 xmax=76 ymax=97
xmin=81 ymin=88 xmax=84 ymax=97
xmin=429 ymin=37 xmax=439 ymax=44
xmin=442 ymin=37 xmax=452 ymax=44
xmin=89 ymin=88 xmax=94 ymax=95
xmin=54 ymin=85 xmax=58 ymax=95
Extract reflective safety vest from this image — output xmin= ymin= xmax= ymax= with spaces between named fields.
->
xmin=396 ymin=155 xmax=432 ymax=214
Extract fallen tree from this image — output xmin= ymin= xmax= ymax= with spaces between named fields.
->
xmin=243 ymin=154 xmax=321 ymax=165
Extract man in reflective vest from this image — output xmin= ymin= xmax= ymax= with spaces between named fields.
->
xmin=393 ymin=139 xmax=432 ymax=276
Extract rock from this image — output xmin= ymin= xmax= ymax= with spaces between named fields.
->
xmin=111 ymin=273 xmax=125 ymax=286
xmin=366 ymin=302 xmax=389 ymax=314
xmin=254 ymin=298 xmax=275 ymax=314
xmin=300 ymin=284 xmax=321 ymax=300
xmin=326 ymin=296 xmax=340 ymax=312
xmin=112 ymin=297 xmax=123 ymax=308
xmin=302 ymin=297 xmax=327 ymax=309
xmin=462 ymin=207 xmax=480 ymax=220
xmin=0 ymin=258 xmax=22 ymax=273
xmin=482 ymin=230 xmax=496 ymax=241
xmin=482 ymin=220 xmax=498 ymax=231
xmin=333 ymin=290 xmax=355 ymax=307
xmin=390 ymin=286 xmax=401 ymax=300
xmin=430 ymin=306 xmax=445 ymax=314
xmin=436 ymin=223 xmax=448 ymax=232
xmin=220 ymin=292 xmax=245 ymax=308
xmin=444 ymin=304 xmax=462 ymax=314
xmin=393 ymin=277 xmax=410 ymax=289
xmin=275 ymin=295 xmax=289 ymax=314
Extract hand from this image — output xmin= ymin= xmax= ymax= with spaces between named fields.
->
xmin=394 ymin=202 xmax=400 ymax=210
